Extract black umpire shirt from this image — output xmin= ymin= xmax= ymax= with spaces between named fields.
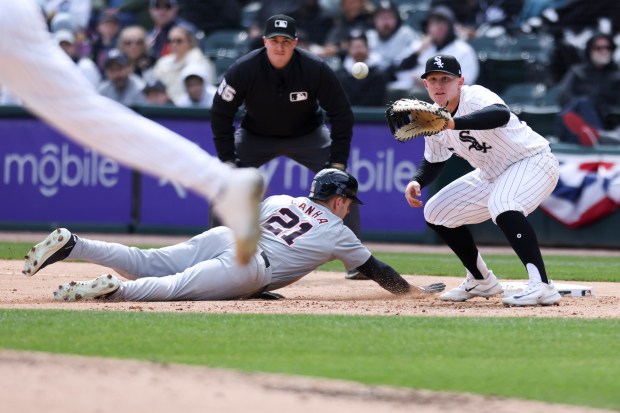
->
xmin=210 ymin=47 xmax=354 ymax=166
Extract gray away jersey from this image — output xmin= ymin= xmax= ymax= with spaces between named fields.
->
xmin=425 ymin=85 xmax=550 ymax=180
xmin=258 ymin=195 xmax=371 ymax=291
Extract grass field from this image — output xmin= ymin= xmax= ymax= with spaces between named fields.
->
xmin=2 ymin=241 xmax=620 ymax=282
xmin=1 ymin=242 xmax=619 ymax=410
xmin=1 ymin=310 xmax=619 ymax=410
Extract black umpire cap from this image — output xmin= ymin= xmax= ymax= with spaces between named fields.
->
xmin=421 ymin=54 xmax=462 ymax=79
xmin=264 ymin=14 xmax=297 ymax=40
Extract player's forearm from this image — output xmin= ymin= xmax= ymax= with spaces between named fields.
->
xmin=357 ymin=256 xmax=411 ymax=295
xmin=211 ymin=114 xmax=237 ymax=162
xmin=411 ymin=158 xmax=446 ymax=189
xmin=453 ymin=104 xmax=510 ymax=130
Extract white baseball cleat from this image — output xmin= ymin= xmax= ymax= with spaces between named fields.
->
xmin=212 ymin=168 xmax=265 ymax=266
xmin=439 ymin=270 xmax=503 ymax=302
xmin=501 ymin=280 xmax=561 ymax=306
xmin=53 ymin=274 xmax=121 ymax=302
xmin=22 ymin=228 xmax=77 ymax=276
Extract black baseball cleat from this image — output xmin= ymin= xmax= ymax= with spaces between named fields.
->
xmin=345 ymin=269 xmax=369 ymax=280
xmin=22 ymin=228 xmax=77 ymax=276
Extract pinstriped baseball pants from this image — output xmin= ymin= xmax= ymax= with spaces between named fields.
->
xmin=424 ymin=150 xmax=560 ymax=227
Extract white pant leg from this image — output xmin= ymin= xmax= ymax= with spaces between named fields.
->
xmin=112 ymin=250 xmax=271 ymax=301
xmin=424 ymin=169 xmax=493 ymax=227
xmin=488 ymin=150 xmax=560 ymax=220
xmin=72 ymin=227 xmax=272 ymax=301
xmin=0 ymin=0 xmax=229 ymax=201
xmin=70 ymin=227 xmax=237 ymax=280
xmin=425 ymin=151 xmax=560 ymax=227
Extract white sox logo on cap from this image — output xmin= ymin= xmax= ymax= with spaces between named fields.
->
xmin=421 ymin=54 xmax=461 ymax=79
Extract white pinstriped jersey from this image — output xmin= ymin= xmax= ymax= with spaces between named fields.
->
xmin=425 ymin=85 xmax=550 ymax=180
xmin=258 ymin=195 xmax=371 ymax=291
xmin=0 ymin=0 xmax=231 ymax=201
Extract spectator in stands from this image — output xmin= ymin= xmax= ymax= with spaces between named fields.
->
xmin=152 ymin=23 xmax=215 ymax=105
xmin=41 ymin=0 xmax=92 ymax=32
xmin=431 ymin=0 xmax=524 ymax=39
xmin=90 ymin=9 xmax=122 ymax=74
xmin=335 ymin=31 xmax=387 ymax=106
xmin=176 ymin=0 xmax=242 ymax=36
xmin=114 ymin=0 xmax=154 ymax=31
xmin=176 ymin=64 xmax=218 ymax=108
xmin=545 ymin=1 xmax=618 ymax=83
xmin=117 ymin=25 xmax=155 ymax=80
xmin=390 ymin=6 xmax=479 ymax=98
xmin=556 ymin=32 xmax=620 ymax=146
xmin=365 ymin=0 xmax=420 ymax=71
xmin=56 ymin=29 xmax=102 ymax=88
xmin=288 ymin=0 xmax=335 ymax=56
xmin=98 ymin=48 xmax=146 ymax=106
xmin=146 ymin=0 xmax=188 ymax=59
xmin=321 ymin=0 xmax=375 ymax=59
xmin=142 ymin=79 xmax=175 ymax=105
xmin=247 ymin=0 xmax=302 ymax=50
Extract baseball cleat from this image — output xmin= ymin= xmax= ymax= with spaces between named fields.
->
xmin=345 ymin=269 xmax=369 ymax=280
xmin=22 ymin=228 xmax=77 ymax=276
xmin=212 ymin=168 xmax=265 ymax=266
xmin=53 ymin=274 xmax=121 ymax=302
xmin=439 ymin=270 xmax=503 ymax=302
xmin=501 ymin=280 xmax=561 ymax=306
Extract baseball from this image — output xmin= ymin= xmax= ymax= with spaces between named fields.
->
xmin=351 ymin=62 xmax=369 ymax=80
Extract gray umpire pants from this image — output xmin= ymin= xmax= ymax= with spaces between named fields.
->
xmin=210 ymin=125 xmax=361 ymax=237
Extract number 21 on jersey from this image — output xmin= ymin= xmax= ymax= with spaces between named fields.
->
xmin=263 ymin=208 xmax=313 ymax=245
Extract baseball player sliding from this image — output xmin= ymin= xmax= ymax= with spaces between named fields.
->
xmin=0 ymin=0 xmax=263 ymax=265
xmin=23 ymin=169 xmax=445 ymax=301
xmin=405 ymin=55 xmax=561 ymax=306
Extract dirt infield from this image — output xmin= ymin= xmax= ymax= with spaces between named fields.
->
xmin=1 ymin=232 xmax=618 ymax=412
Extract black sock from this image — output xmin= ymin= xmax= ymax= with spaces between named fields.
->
xmin=496 ymin=211 xmax=548 ymax=283
xmin=426 ymin=222 xmax=484 ymax=279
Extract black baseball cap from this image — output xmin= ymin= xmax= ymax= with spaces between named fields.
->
xmin=104 ymin=48 xmax=129 ymax=68
xmin=264 ymin=14 xmax=297 ymax=40
xmin=143 ymin=79 xmax=166 ymax=93
xmin=421 ymin=54 xmax=462 ymax=78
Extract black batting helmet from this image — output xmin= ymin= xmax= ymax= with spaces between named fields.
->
xmin=308 ymin=168 xmax=363 ymax=205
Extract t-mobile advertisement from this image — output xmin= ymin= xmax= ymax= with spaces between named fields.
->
xmin=0 ymin=115 xmax=427 ymax=234
xmin=0 ymin=118 xmax=132 ymax=224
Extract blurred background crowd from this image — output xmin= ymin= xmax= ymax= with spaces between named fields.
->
xmin=1 ymin=0 xmax=620 ymax=145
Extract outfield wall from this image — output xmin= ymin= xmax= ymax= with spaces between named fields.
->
xmin=1 ymin=105 xmax=619 ymax=248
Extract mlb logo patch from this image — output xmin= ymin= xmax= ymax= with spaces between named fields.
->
xmin=290 ymin=92 xmax=308 ymax=102
xmin=275 ymin=20 xmax=288 ymax=28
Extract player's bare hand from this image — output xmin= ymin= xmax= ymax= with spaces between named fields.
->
xmin=419 ymin=282 xmax=446 ymax=293
xmin=405 ymin=181 xmax=423 ymax=208
xmin=445 ymin=118 xmax=455 ymax=130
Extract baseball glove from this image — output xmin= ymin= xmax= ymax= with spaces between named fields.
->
xmin=385 ymin=98 xmax=451 ymax=142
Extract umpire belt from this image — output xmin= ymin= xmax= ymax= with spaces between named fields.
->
xmin=260 ymin=250 xmax=271 ymax=268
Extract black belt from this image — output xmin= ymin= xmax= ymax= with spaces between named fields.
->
xmin=260 ymin=250 xmax=270 ymax=268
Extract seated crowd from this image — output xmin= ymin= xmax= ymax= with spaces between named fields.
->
xmin=1 ymin=0 xmax=619 ymax=145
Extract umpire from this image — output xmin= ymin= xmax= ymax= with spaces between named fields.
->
xmin=211 ymin=14 xmax=363 ymax=278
